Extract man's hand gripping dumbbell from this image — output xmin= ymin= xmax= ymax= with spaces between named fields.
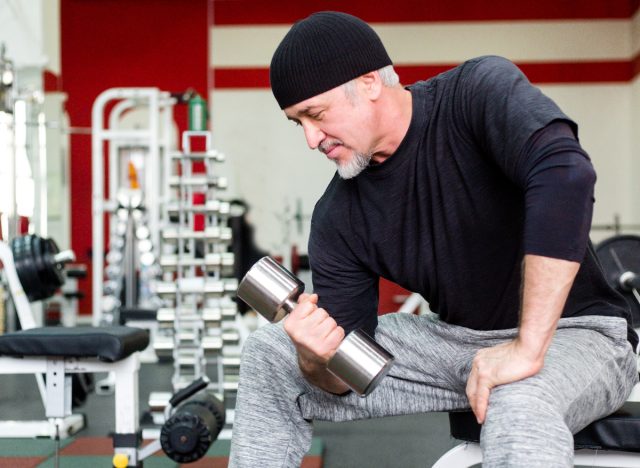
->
xmin=237 ymin=256 xmax=394 ymax=396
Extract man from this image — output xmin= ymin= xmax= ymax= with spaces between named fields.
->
xmin=229 ymin=11 xmax=638 ymax=467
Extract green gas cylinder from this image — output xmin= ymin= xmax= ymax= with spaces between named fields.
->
xmin=188 ymin=93 xmax=207 ymax=131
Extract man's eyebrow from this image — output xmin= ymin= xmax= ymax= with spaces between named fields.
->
xmin=291 ymin=106 xmax=321 ymax=118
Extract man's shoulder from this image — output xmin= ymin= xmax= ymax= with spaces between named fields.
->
xmin=430 ymin=55 xmax=518 ymax=84
xmin=458 ymin=55 xmax=522 ymax=83
xmin=409 ymin=56 xmax=515 ymax=93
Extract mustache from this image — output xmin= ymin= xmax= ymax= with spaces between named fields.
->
xmin=319 ymin=139 xmax=344 ymax=154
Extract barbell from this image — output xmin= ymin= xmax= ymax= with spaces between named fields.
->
xmin=10 ymin=234 xmax=75 ymax=302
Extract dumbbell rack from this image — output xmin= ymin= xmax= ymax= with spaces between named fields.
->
xmin=149 ymin=130 xmax=240 ymax=435
xmin=101 ymin=192 xmax=161 ymax=326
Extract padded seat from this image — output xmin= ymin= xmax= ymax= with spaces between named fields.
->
xmin=449 ymin=401 xmax=640 ymax=452
xmin=0 ymin=326 xmax=150 ymax=362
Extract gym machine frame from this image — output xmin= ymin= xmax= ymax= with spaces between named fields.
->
xmin=0 ymin=238 xmax=225 ymax=467
xmin=0 ymin=242 xmax=84 ymax=438
xmin=92 ymin=87 xmax=174 ymax=327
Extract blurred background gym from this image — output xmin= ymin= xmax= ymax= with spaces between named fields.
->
xmin=1 ymin=1 xmax=640 ymax=466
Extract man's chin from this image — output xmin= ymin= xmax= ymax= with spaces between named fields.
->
xmin=336 ymin=162 xmax=367 ymax=179
xmin=335 ymin=152 xmax=372 ymax=179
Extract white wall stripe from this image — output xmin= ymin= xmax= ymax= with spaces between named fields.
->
xmin=211 ymin=19 xmax=632 ymax=67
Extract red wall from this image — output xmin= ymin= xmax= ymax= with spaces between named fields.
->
xmin=61 ymin=0 xmax=209 ymax=314
xmin=213 ymin=0 xmax=639 ymax=23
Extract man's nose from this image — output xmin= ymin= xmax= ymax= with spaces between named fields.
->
xmin=302 ymin=121 xmax=325 ymax=150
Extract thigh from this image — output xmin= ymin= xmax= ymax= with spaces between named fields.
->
xmin=298 ymin=313 xmax=473 ymax=422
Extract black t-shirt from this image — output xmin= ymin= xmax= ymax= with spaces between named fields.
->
xmin=308 ymin=56 xmax=637 ymax=349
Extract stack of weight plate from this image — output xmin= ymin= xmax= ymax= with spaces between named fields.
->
xmin=149 ymin=131 xmax=240 ymax=438
xmin=11 ymin=234 xmax=66 ymax=302
xmin=101 ymin=207 xmax=128 ymax=325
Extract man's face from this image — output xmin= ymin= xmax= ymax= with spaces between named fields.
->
xmin=284 ymin=83 xmax=375 ymax=179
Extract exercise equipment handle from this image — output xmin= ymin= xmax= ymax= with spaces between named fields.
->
xmin=620 ymin=271 xmax=640 ymax=291
xmin=169 ymin=377 xmax=209 ymax=408
xmin=54 ymin=250 xmax=76 ymax=265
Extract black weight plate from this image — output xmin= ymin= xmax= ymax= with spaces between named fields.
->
xmin=13 ymin=236 xmax=29 ymax=297
xmin=26 ymin=234 xmax=47 ymax=302
xmin=31 ymin=235 xmax=54 ymax=302
xmin=14 ymin=235 xmax=40 ymax=301
xmin=32 ymin=235 xmax=48 ymax=284
xmin=34 ymin=235 xmax=58 ymax=299
xmin=595 ymin=234 xmax=640 ymax=327
xmin=44 ymin=237 xmax=64 ymax=289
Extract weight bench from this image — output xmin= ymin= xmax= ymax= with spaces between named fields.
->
xmin=433 ymin=402 xmax=640 ymax=467
xmin=0 ymin=326 xmax=149 ymax=466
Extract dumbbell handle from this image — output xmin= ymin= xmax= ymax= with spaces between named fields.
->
xmin=54 ymin=250 xmax=76 ymax=265
xmin=620 ymin=271 xmax=640 ymax=291
xmin=280 ymin=298 xmax=299 ymax=315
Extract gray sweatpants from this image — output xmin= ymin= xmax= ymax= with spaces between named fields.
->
xmin=229 ymin=313 xmax=638 ymax=467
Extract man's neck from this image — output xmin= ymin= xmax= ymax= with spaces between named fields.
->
xmin=370 ymin=86 xmax=413 ymax=164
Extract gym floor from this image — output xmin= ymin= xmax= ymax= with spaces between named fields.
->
xmin=0 ymin=360 xmax=460 ymax=467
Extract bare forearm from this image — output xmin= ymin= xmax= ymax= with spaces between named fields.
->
xmin=517 ymin=254 xmax=580 ymax=362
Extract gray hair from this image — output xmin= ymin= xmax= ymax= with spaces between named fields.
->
xmin=342 ymin=65 xmax=400 ymax=101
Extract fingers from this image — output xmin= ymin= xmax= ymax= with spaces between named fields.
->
xmin=291 ymin=298 xmax=317 ymax=320
xmin=285 ymin=304 xmax=342 ymax=362
xmin=325 ymin=324 xmax=345 ymax=348
xmin=298 ymin=293 xmax=318 ymax=304
xmin=465 ymin=366 xmax=478 ymax=419
xmin=466 ymin=360 xmax=491 ymax=424
xmin=474 ymin=383 xmax=491 ymax=424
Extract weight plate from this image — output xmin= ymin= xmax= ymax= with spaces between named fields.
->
xmin=17 ymin=235 xmax=41 ymax=301
xmin=595 ymin=234 xmax=640 ymax=327
xmin=33 ymin=235 xmax=59 ymax=301
xmin=38 ymin=236 xmax=60 ymax=299
xmin=32 ymin=235 xmax=48 ymax=284
xmin=29 ymin=234 xmax=49 ymax=302
xmin=43 ymin=237 xmax=64 ymax=293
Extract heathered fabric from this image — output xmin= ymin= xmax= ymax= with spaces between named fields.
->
xmin=229 ymin=315 xmax=638 ymax=467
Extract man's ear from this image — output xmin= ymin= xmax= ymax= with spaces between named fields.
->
xmin=358 ymin=71 xmax=383 ymax=101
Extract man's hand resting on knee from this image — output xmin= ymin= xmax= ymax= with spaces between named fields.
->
xmin=283 ymin=293 xmax=350 ymax=394
xmin=466 ymin=254 xmax=581 ymax=425
xmin=466 ymin=339 xmax=544 ymax=424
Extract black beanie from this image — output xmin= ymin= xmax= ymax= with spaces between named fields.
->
xmin=270 ymin=11 xmax=393 ymax=109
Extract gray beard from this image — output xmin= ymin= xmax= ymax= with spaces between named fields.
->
xmin=336 ymin=151 xmax=372 ymax=179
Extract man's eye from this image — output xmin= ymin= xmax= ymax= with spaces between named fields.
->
xmin=311 ymin=113 xmax=322 ymax=120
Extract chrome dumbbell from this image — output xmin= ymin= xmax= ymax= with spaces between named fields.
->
xmin=237 ymin=256 xmax=394 ymax=397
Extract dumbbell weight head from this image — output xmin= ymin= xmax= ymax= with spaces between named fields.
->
xmin=328 ymin=329 xmax=394 ymax=397
xmin=237 ymin=256 xmax=395 ymax=397
xmin=236 ymin=256 xmax=304 ymax=322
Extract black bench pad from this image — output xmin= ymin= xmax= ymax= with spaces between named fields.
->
xmin=449 ymin=401 xmax=640 ymax=452
xmin=0 ymin=326 xmax=150 ymax=362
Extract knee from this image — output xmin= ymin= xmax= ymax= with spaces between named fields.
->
xmin=481 ymin=393 xmax=573 ymax=464
xmin=240 ymin=324 xmax=296 ymax=371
